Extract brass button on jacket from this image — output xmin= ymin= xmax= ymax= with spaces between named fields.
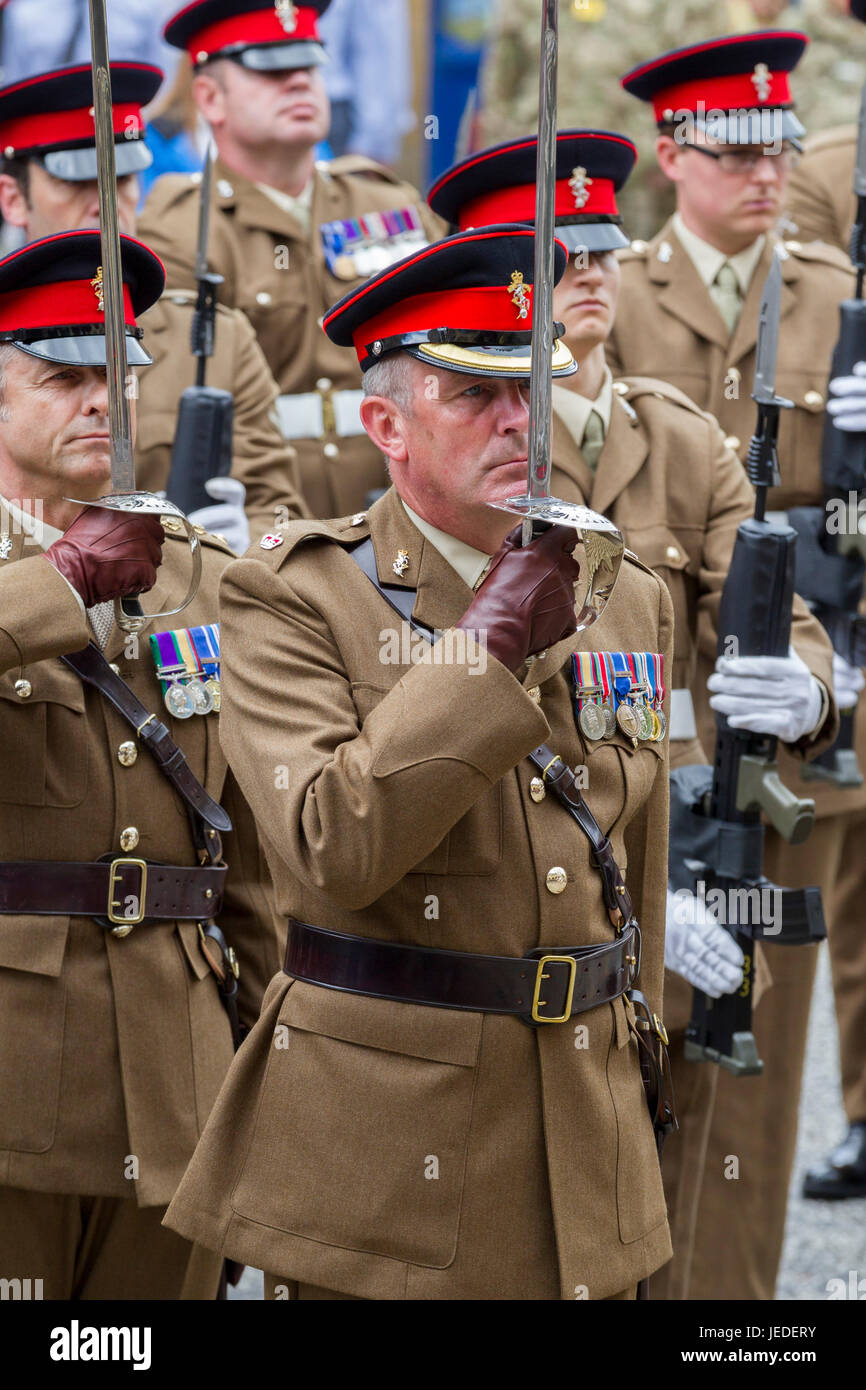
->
xmin=117 ymin=742 xmax=138 ymax=768
xmin=545 ymin=866 xmax=568 ymax=895
xmin=119 ymin=827 xmax=140 ymax=852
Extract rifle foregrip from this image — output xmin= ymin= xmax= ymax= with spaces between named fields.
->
xmin=165 ymin=386 xmax=234 ymax=516
xmin=717 ymin=518 xmax=796 ymax=660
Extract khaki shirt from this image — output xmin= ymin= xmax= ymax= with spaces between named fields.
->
xmin=0 ymin=507 xmax=282 ymax=1205
xmin=138 ymin=156 xmax=447 ymax=520
xmin=165 ymin=486 xmax=674 ymax=1299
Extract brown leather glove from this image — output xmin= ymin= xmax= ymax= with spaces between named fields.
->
xmin=456 ymin=523 xmax=580 ymax=672
xmin=43 ymin=506 xmax=165 ymax=607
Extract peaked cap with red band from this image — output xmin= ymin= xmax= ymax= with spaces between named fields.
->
xmin=0 ymin=63 xmax=161 ymax=181
xmin=323 ymin=225 xmax=575 ymax=379
xmin=0 ymin=230 xmax=165 ymax=367
xmin=165 ymin=0 xmax=330 ymax=71
xmin=428 ymin=130 xmax=637 ymax=255
xmin=622 ymin=30 xmax=808 ymax=147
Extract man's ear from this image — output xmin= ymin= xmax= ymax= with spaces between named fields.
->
xmin=0 ymin=174 xmax=29 ymax=228
xmin=360 ymin=395 xmax=410 ymax=467
xmin=192 ymin=71 xmax=227 ymax=128
xmin=656 ymin=134 xmax=685 ymax=183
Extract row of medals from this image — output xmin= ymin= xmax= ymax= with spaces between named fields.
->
xmin=577 ymin=685 xmax=666 ymax=743
xmin=163 ymin=668 xmax=221 ymax=719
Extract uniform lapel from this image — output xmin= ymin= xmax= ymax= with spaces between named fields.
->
xmin=220 ymin=157 xmax=312 ymax=242
xmin=368 ymin=488 xmax=474 ymax=637
xmin=589 ymin=394 xmax=649 ymax=519
xmin=651 ymin=219 xmax=731 ymax=351
xmin=726 ymin=235 xmax=798 ymax=370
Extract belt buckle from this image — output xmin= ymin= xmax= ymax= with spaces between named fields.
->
xmin=531 ymin=954 xmax=577 ymax=1024
xmin=108 ymin=858 xmax=148 ymax=936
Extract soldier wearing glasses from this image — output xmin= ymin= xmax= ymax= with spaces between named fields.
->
xmin=608 ymin=30 xmax=866 ymax=1301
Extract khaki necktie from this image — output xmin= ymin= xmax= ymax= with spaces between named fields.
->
xmin=581 ymin=408 xmax=606 ymax=472
xmin=87 ymin=600 xmax=115 ymax=651
xmin=711 ymin=260 xmax=742 ymax=334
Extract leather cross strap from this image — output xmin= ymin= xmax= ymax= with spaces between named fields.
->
xmin=284 ymin=917 xmax=640 ymax=1024
xmin=528 ymin=743 xmax=635 ymax=930
xmin=62 ymin=643 xmax=231 ymax=834
xmin=0 ymin=858 xmax=226 ymax=923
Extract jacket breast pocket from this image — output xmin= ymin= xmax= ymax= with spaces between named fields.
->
xmin=231 ymin=981 xmax=483 ymax=1267
xmin=0 ymin=666 xmax=88 ymax=807
xmin=0 ymin=917 xmax=69 ymax=1152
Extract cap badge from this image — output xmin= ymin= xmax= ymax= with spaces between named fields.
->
xmin=393 ymin=548 xmax=410 ymax=577
xmin=91 ymin=266 xmax=105 ymax=313
xmin=275 ymin=0 xmax=299 ymax=32
xmin=508 ymin=270 xmax=531 ymax=321
xmin=260 ymin=533 xmax=284 ymax=550
xmin=751 ymin=63 xmax=772 ymax=102
xmin=568 ymin=166 xmax=593 ymax=210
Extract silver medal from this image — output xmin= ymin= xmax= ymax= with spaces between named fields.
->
xmin=165 ymin=680 xmax=195 ymax=719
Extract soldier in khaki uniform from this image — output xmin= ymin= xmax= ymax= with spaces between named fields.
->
xmin=427 ymin=129 xmax=838 ymax=1300
xmin=137 ymin=0 xmax=446 ymax=521
xmin=0 ymin=231 xmax=282 ymax=1299
xmin=0 ymin=60 xmax=308 ymax=550
xmin=786 ymin=125 xmax=857 ymax=249
xmin=164 ymin=227 xmax=676 ymax=1301
xmin=609 ymin=30 xmax=866 ymax=1298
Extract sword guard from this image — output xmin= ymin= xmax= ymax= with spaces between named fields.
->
xmin=62 ymin=491 xmax=203 ymax=634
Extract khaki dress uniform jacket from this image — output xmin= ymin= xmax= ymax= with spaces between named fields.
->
xmin=0 ymin=510 xmax=282 ymax=1210
xmin=786 ymin=125 xmax=856 ymax=255
xmin=549 ymin=378 xmax=838 ymax=1299
xmin=138 ymin=158 xmax=447 ymax=521
xmin=607 ymin=219 xmax=859 ymax=1298
xmin=165 ymin=486 xmax=675 ymax=1300
xmin=135 ymin=292 xmax=308 ymax=533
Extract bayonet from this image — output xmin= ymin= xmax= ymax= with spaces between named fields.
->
xmin=191 ymin=141 xmax=224 ymax=386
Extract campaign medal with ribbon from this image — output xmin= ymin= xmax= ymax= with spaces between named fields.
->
xmin=191 ymin=624 xmax=221 ymax=712
xmin=173 ymin=627 xmax=213 ymax=715
xmin=627 ymin=652 xmax=654 ymax=741
xmin=150 ymin=630 xmax=196 ymax=719
xmin=596 ymin=652 xmax=617 ymax=738
xmin=572 ymin=651 xmax=606 ymax=741
xmin=651 ymin=651 xmax=666 ymax=740
xmin=610 ymin=652 xmax=640 ymax=739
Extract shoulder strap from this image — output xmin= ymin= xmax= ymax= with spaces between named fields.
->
xmin=62 ymin=644 xmax=232 ymax=840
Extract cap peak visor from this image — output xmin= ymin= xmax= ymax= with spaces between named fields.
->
xmin=8 ymin=331 xmax=152 ymax=368
xmin=231 ymin=39 xmax=326 ymax=69
xmin=408 ymin=337 xmax=575 ymax=379
xmin=40 ymin=140 xmax=153 ymax=183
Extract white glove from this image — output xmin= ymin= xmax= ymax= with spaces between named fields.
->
xmin=188 ymin=477 xmax=250 ymax=555
xmin=664 ymin=889 xmax=745 ymax=997
xmin=833 ymin=650 xmax=866 ymax=709
xmin=707 ymin=646 xmax=823 ymax=743
xmin=827 ymin=360 xmax=866 ymax=432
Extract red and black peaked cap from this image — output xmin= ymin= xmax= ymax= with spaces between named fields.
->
xmin=324 ymin=225 xmax=576 ymax=379
xmin=164 ymin=0 xmax=331 ymax=70
xmin=0 ymin=63 xmax=161 ymax=181
xmin=428 ymin=131 xmax=637 ymax=254
xmin=0 ymin=230 xmax=165 ymax=367
xmin=622 ymin=31 xmax=808 ymax=146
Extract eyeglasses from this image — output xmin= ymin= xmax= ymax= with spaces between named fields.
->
xmin=681 ymin=143 xmax=800 ymax=175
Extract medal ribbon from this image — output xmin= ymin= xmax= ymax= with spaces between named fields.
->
xmin=190 ymin=624 xmax=220 ymax=681
xmin=149 ymin=629 xmax=187 ymax=698
xmin=174 ymin=627 xmax=204 ymax=681
xmin=610 ymin=652 xmax=632 ymax=707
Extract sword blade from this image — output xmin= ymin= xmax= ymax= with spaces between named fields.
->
xmin=89 ymin=0 xmax=134 ymax=494
xmin=752 ymin=249 xmax=783 ymax=405
xmin=525 ymin=0 xmax=559 ymax=529
xmin=855 ymin=78 xmax=866 ymax=200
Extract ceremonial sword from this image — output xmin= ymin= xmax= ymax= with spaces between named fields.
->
xmin=64 ymin=0 xmax=202 ymax=635
xmin=491 ymin=0 xmax=624 ymax=635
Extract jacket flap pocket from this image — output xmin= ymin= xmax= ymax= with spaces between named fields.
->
xmin=285 ymin=978 xmax=482 ymax=1067
xmin=0 ymin=916 xmax=70 ymax=976
xmin=628 ymin=525 xmax=691 ymax=574
xmin=0 ymin=661 xmax=86 ymax=711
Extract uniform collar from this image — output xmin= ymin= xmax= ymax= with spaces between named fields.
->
xmin=672 ymin=212 xmax=766 ymax=295
xmin=400 ymin=500 xmax=492 ymax=592
xmin=551 ymin=364 xmax=613 ymax=452
xmin=254 ymin=177 xmax=314 ymax=233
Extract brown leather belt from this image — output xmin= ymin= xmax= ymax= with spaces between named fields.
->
xmin=284 ymin=918 xmax=640 ymax=1024
xmin=0 ymin=859 xmax=226 ymax=927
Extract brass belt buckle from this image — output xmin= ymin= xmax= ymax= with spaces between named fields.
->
xmin=108 ymin=858 xmax=148 ymax=936
xmin=531 ymin=954 xmax=577 ymax=1023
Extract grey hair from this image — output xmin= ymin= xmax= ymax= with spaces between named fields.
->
xmin=0 ymin=343 xmax=17 ymax=420
xmin=362 ymin=351 xmax=414 ymax=411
